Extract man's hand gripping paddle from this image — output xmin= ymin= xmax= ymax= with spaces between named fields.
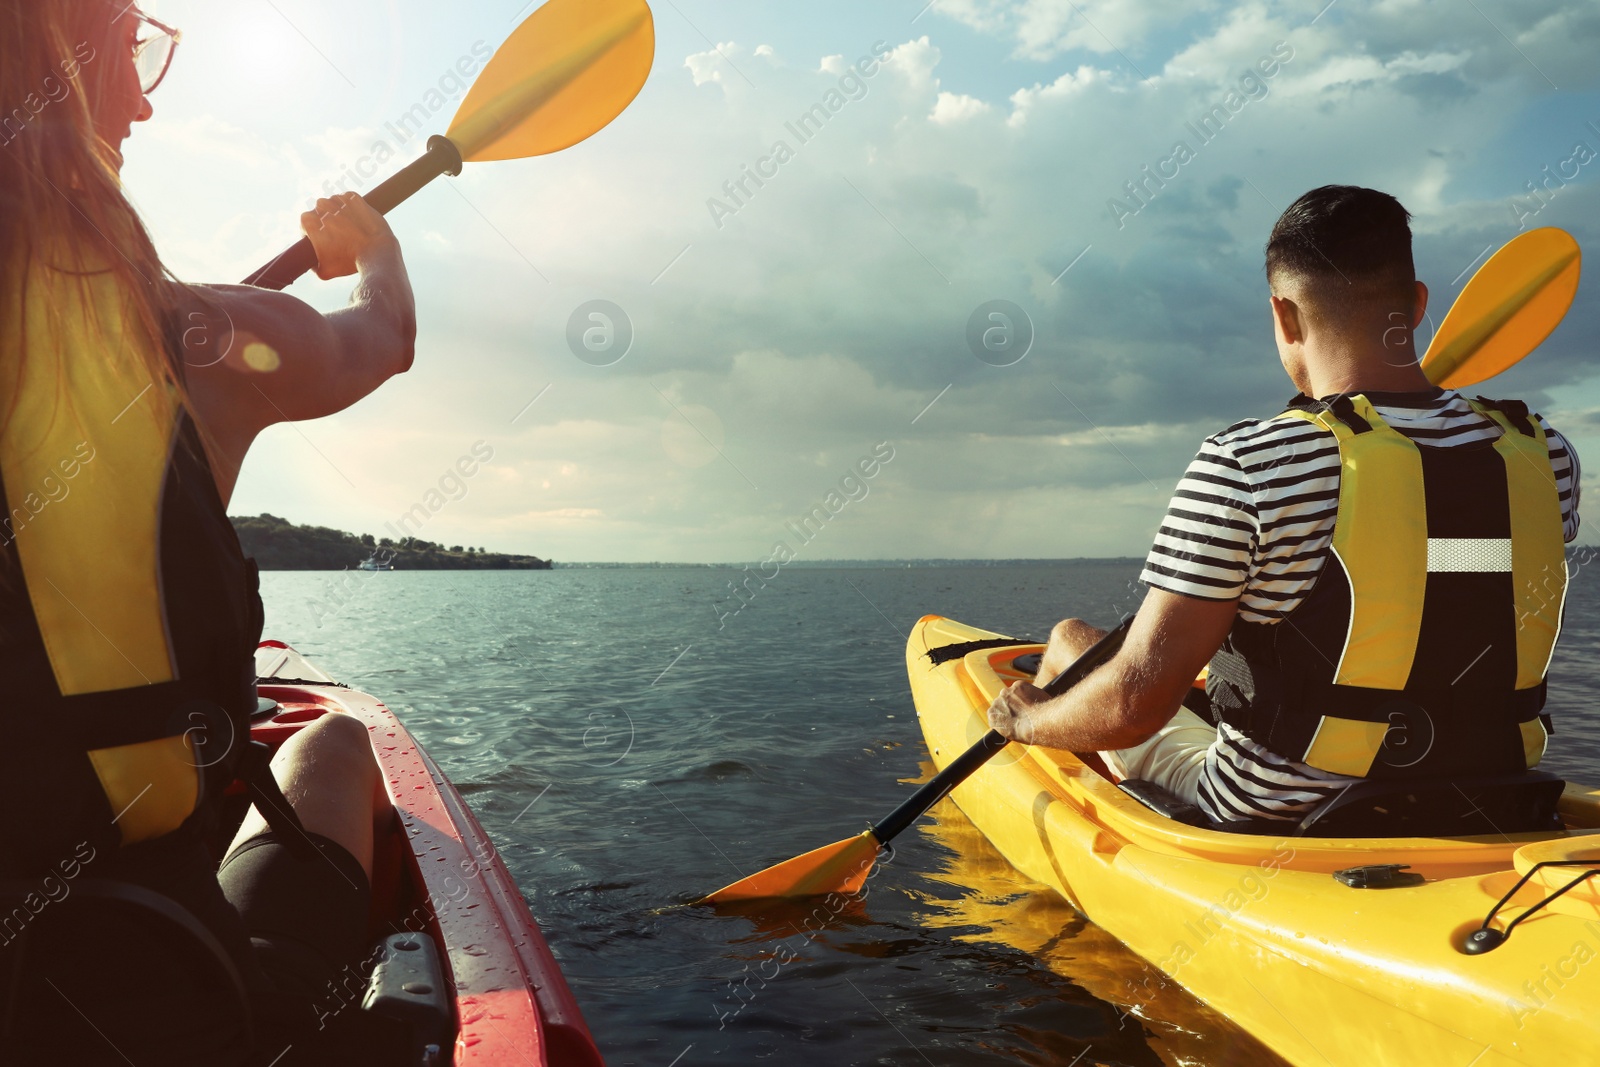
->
xmin=701 ymin=226 xmax=1582 ymax=905
xmin=699 ymin=620 xmax=1134 ymax=904
xmin=242 ymin=0 xmax=654 ymax=290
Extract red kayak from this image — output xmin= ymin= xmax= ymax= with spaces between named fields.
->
xmin=254 ymin=641 xmax=604 ymax=1066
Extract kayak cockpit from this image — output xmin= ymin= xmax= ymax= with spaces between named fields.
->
xmin=230 ymin=694 xmax=460 ymax=1062
xmin=1114 ymin=767 xmax=1567 ymax=838
xmin=950 ymin=633 xmax=1592 ymax=879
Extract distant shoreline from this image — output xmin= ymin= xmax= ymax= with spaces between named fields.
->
xmin=232 ymin=514 xmax=552 ymax=571
xmin=551 ymin=558 xmax=1145 ymax=568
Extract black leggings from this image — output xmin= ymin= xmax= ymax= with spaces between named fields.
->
xmin=5 ymin=824 xmax=371 ymax=1066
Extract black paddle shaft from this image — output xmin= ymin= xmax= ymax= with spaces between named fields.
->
xmin=241 ymin=135 xmax=465 ymax=291
xmin=870 ymin=615 xmax=1135 ymax=846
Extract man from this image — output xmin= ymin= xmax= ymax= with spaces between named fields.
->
xmin=1 ymin=4 xmax=412 ymax=1062
xmin=987 ymin=186 xmax=1579 ymax=825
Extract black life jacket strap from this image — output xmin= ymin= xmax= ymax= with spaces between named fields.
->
xmin=1292 ymin=680 xmax=1548 ymax=725
xmin=1285 ymin=394 xmax=1373 ymax=435
xmin=1473 ymin=396 xmax=1537 ymax=437
xmin=239 ymin=741 xmax=320 ymax=861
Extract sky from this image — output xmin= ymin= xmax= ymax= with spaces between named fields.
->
xmin=125 ymin=0 xmax=1600 ymax=562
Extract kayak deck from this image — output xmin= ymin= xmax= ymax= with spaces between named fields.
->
xmin=908 ymin=615 xmax=1600 ymax=1067
xmin=252 ymin=641 xmax=603 ymax=1067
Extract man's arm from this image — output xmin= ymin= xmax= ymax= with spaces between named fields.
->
xmin=178 ymin=193 xmax=416 ymax=502
xmin=986 ymin=588 xmax=1238 ymax=751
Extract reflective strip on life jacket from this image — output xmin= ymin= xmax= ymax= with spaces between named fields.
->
xmin=1427 ymin=538 xmax=1511 ymax=571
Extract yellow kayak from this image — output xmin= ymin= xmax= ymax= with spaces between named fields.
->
xmin=908 ymin=615 xmax=1600 ymax=1067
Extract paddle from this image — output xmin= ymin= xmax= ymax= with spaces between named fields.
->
xmin=698 ymin=227 xmax=1583 ymax=906
xmin=699 ymin=618 xmax=1135 ymax=904
xmin=241 ymin=0 xmax=655 ymax=290
xmin=1420 ymin=227 xmax=1581 ymax=388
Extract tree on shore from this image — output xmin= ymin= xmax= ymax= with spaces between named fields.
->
xmin=231 ymin=514 xmax=553 ymax=571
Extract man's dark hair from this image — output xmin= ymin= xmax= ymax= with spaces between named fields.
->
xmin=1265 ymin=185 xmax=1416 ymax=317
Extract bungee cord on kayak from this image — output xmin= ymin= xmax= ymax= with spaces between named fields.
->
xmin=922 ymin=635 xmax=1028 ymax=666
xmin=1464 ymin=859 xmax=1600 ymax=954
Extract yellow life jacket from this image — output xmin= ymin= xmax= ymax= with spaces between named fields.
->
xmin=1205 ymin=393 xmax=1567 ymax=779
xmin=0 ymin=257 xmax=262 ymax=871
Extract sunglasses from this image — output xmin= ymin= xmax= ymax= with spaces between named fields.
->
xmin=132 ymin=11 xmax=182 ymax=94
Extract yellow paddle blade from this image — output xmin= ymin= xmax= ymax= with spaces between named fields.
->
xmin=448 ymin=0 xmax=655 ymax=163
xmin=699 ymin=830 xmax=882 ymax=905
xmin=1422 ymin=227 xmax=1581 ymax=389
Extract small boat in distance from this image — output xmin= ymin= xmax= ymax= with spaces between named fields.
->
xmin=358 ymin=554 xmax=395 ymax=571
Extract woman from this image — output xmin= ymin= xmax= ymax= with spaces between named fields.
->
xmin=1 ymin=3 xmax=416 ymax=1062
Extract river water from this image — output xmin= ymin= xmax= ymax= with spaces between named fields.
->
xmin=260 ymin=560 xmax=1600 ymax=1066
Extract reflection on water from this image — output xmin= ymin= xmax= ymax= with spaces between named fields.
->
xmin=912 ymin=778 xmax=1287 ymax=1067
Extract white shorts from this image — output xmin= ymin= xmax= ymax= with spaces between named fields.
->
xmin=1099 ymin=706 xmax=1216 ymax=804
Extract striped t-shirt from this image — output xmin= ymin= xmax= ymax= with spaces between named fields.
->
xmin=1140 ymin=389 xmax=1581 ymax=823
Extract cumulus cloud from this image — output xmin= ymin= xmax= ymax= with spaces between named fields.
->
xmin=685 ymin=42 xmax=744 ymax=88
xmin=1008 ymin=65 xmax=1106 ymax=125
xmin=935 ymin=0 xmax=1226 ymax=62
xmin=931 ymin=91 xmax=992 ymax=124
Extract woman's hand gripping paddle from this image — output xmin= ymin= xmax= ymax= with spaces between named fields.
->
xmin=698 ymin=618 xmax=1135 ymax=904
xmin=242 ymin=0 xmax=655 ymax=290
xmin=1421 ymin=227 xmax=1581 ymax=388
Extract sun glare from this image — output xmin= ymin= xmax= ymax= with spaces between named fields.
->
xmin=207 ymin=6 xmax=313 ymax=87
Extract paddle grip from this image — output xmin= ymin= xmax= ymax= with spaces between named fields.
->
xmin=870 ymin=615 xmax=1135 ymax=847
xmin=241 ymin=135 xmax=465 ymax=291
